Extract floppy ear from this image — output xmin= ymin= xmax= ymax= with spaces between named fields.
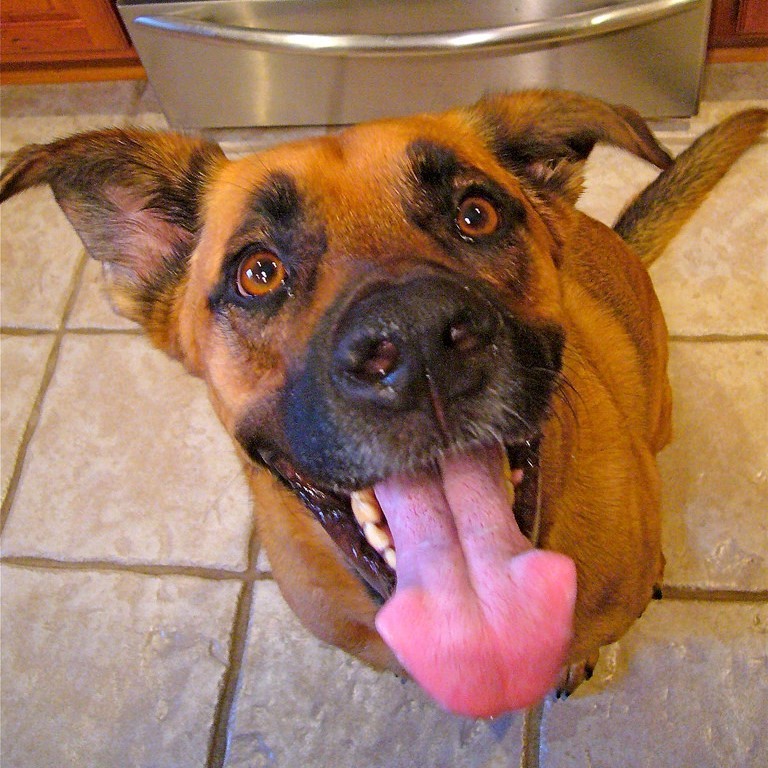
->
xmin=473 ymin=90 xmax=672 ymax=203
xmin=0 ymin=128 xmax=225 ymax=357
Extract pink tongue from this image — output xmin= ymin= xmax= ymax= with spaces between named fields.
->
xmin=374 ymin=446 xmax=576 ymax=718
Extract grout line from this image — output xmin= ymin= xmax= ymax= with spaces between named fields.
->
xmin=669 ymin=333 xmax=768 ymax=343
xmin=0 ymin=250 xmax=88 ymax=532
xmin=5 ymin=557 xmax=763 ymax=601
xmin=0 ymin=554 xmax=271 ymax=583
xmin=0 ymin=327 xmax=57 ymax=337
xmin=520 ymin=702 xmax=544 ymax=768
xmin=659 ymin=585 xmax=768 ymax=603
xmin=61 ymin=326 xmax=144 ymax=335
xmin=206 ymin=516 xmax=262 ymax=768
xmin=1 ymin=325 xmax=143 ymax=336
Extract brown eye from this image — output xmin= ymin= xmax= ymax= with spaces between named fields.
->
xmin=236 ymin=252 xmax=286 ymax=297
xmin=456 ymin=196 xmax=499 ymax=238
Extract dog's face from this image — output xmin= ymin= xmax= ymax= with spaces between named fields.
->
xmin=197 ymin=116 xmax=568 ymax=584
xmin=0 ymin=90 xmax=673 ymax=717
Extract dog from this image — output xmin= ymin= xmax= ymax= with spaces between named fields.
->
xmin=2 ymin=91 xmax=765 ymax=718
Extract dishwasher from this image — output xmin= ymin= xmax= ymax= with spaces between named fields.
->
xmin=117 ymin=0 xmax=712 ymax=128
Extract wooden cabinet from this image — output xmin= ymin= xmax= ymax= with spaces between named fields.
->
xmin=709 ymin=0 xmax=768 ymax=52
xmin=1 ymin=0 xmax=143 ymax=83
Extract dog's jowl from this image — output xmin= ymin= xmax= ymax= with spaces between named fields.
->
xmin=2 ymin=91 xmax=765 ymax=718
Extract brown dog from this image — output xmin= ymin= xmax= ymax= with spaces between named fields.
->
xmin=2 ymin=92 xmax=765 ymax=718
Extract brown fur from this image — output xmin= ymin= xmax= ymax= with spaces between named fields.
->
xmin=2 ymin=92 xmax=765 ymax=701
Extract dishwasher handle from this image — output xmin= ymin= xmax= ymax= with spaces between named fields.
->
xmin=133 ymin=0 xmax=703 ymax=57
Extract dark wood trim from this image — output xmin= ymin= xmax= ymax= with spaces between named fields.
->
xmin=1 ymin=59 xmax=145 ymax=85
xmin=707 ymin=45 xmax=768 ymax=61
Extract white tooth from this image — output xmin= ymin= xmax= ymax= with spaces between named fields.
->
xmin=501 ymin=449 xmax=516 ymax=507
xmin=363 ymin=521 xmax=392 ymax=552
xmin=351 ymin=488 xmax=383 ymax=525
xmin=383 ymin=547 xmax=397 ymax=570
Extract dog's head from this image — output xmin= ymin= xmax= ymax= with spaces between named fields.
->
xmin=0 ymin=90 xmax=671 ymax=715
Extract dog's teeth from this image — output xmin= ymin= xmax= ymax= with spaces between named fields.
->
xmin=352 ymin=489 xmax=396 ymax=569
xmin=363 ymin=521 xmax=392 ymax=552
xmin=351 ymin=488 xmax=383 ymax=525
xmin=383 ymin=547 xmax=397 ymax=570
xmin=501 ymin=450 xmax=516 ymax=508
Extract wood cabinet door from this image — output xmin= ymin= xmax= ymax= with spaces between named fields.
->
xmin=1 ymin=0 xmax=132 ymax=63
xmin=709 ymin=0 xmax=768 ymax=48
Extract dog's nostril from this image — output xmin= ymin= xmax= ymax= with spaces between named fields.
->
xmin=332 ymin=332 xmax=417 ymax=410
xmin=446 ymin=320 xmax=481 ymax=353
xmin=444 ymin=308 xmax=498 ymax=356
xmin=357 ymin=339 xmax=400 ymax=381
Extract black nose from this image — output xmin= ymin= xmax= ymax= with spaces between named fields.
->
xmin=331 ymin=275 xmax=501 ymax=411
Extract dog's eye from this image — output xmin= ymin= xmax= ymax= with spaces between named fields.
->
xmin=456 ymin=196 xmax=499 ymax=239
xmin=236 ymin=252 xmax=286 ymax=297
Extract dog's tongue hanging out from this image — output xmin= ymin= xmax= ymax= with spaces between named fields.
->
xmin=373 ymin=445 xmax=576 ymax=718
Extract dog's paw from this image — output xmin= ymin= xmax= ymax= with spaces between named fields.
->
xmin=555 ymin=650 xmax=600 ymax=699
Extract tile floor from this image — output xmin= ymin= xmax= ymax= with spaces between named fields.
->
xmin=1 ymin=64 xmax=766 ymax=768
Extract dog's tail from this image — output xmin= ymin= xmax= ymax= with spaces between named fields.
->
xmin=614 ymin=108 xmax=768 ymax=266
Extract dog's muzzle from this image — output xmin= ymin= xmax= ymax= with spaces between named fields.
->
xmin=281 ymin=270 xmax=561 ymax=492
xmin=241 ymin=269 xmax=575 ymax=716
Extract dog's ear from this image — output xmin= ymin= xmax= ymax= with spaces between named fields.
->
xmin=473 ymin=90 xmax=672 ymax=203
xmin=0 ymin=128 xmax=225 ymax=356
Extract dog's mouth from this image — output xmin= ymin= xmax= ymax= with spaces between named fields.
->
xmin=271 ymin=439 xmax=541 ymax=602
xmin=263 ymin=438 xmax=541 ymax=603
xmin=351 ymin=437 xmax=548 ymax=582
xmin=261 ymin=436 xmax=576 ymax=717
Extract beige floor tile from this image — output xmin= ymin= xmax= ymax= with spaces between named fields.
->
xmin=128 ymin=111 xmax=172 ymax=131
xmin=1 ymin=81 xmax=141 ymax=118
xmin=702 ymin=62 xmax=768 ymax=102
xmin=579 ymin=144 xmax=661 ymax=226
xmin=660 ymin=341 xmax=768 ymax=591
xmin=539 ymin=600 xmax=767 ymax=767
xmin=132 ymin=82 xmax=164 ymax=113
xmin=2 ymin=335 xmax=252 ymax=569
xmin=0 ymin=81 xmax=142 ymax=153
xmin=579 ymin=127 xmax=767 ymax=337
xmin=1 ymin=564 xmax=239 ymax=768
xmin=0 ymin=185 xmax=84 ymax=329
xmin=67 ymin=258 xmax=140 ymax=330
xmin=691 ymin=99 xmax=768 ymax=132
xmin=124 ymin=83 xmax=171 ymax=130
xmin=225 ymin=581 xmax=525 ymax=768
xmin=650 ymin=140 xmax=768 ymax=336
xmin=1 ymin=334 xmax=55 ymax=502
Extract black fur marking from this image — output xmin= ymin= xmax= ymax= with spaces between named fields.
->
xmin=250 ymin=172 xmax=303 ymax=228
xmin=409 ymin=139 xmax=461 ymax=190
xmin=210 ymin=172 xmax=326 ymax=316
xmin=480 ymin=112 xmax=596 ymax=197
xmin=156 ymin=143 xmax=223 ymax=233
xmin=405 ymin=139 xmax=528 ymax=278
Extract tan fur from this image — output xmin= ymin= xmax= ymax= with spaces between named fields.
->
xmin=616 ymin=108 xmax=768 ymax=265
xmin=2 ymin=93 xmax=765 ymax=701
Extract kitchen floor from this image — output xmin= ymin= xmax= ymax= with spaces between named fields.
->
xmin=1 ymin=63 xmax=766 ymax=768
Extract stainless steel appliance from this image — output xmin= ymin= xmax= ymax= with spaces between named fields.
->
xmin=118 ymin=0 xmax=712 ymax=128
